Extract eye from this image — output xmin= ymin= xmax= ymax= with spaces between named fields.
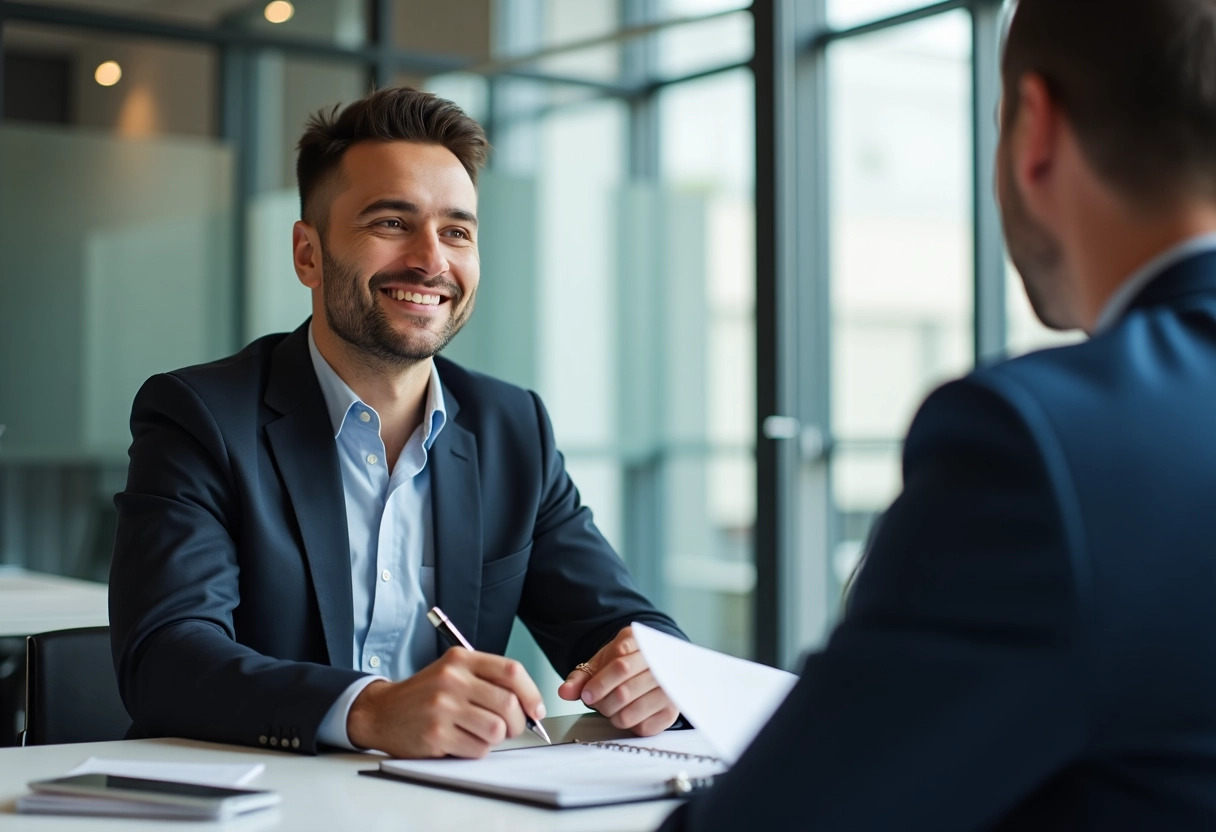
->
xmin=444 ymin=228 xmax=471 ymax=240
xmin=375 ymin=218 xmax=403 ymax=229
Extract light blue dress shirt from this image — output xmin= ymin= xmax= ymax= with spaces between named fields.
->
xmin=307 ymin=326 xmax=447 ymax=749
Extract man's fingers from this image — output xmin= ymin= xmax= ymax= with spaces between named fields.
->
xmin=469 ymin=654 xmax=546 ymax=722
xmin=580 ymin=651 xmax=648 ymax=707
xmin=590 ymin=666 xmax=658 ymax=717
xmin=455 ymin=694 xmax=518 ymax=745
xmin=442 ymin=724 xmax=496 ymax=759
xmin=609 ymin=685 xmax=674 ymax=732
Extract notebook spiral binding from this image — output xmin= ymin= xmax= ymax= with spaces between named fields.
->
xmin=573 ymin=739 xmax=721 ymax=797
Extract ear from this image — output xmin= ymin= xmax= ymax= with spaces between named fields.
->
xmin=293 ymin=221 xmax=322 ymax=289
xmin=1009 ymin=73 xmax=1063 ymax=210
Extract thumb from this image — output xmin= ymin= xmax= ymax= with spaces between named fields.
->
xmin=558 ymin=671 xmax=587 ymax=701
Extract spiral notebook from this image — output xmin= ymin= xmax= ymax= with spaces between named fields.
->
xmin=375 ymin=730 xmax=726 ymax=808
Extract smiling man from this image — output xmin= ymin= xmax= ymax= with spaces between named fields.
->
xmin=108 ymin=87 xmax=684 ymax=759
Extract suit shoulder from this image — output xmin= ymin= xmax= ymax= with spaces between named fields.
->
xmin=968 ymin=326 xmax=1149 ymax=428
xmin=434 ymin=356 xmax=540 ymax=418
xmin=131 ymin=332 xmax=291 ymax=419
xmin=161 ymin=332 xmax=287 ymax=396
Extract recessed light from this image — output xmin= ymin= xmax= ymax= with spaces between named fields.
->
xmin=94 ymin=60 xmax=122 ymax=87
xmin=264 ymin=1 xmax=294 ymax=24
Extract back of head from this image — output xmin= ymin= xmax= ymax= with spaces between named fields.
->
xmin=295 ymin=86 xmax=489 ymax=234
xmin=1002 ymin=0 xmax=1216 ymax=209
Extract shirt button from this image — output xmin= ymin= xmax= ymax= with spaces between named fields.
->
xmin=369 ymin=656 xmax=381 ymax=668
xmin=359 ymin=411 xmax=371 ymax=423
xmin=381 ymin=569 xmax=391 ymax=582
xmin=366 ymin=453 xmax=378 ymax=465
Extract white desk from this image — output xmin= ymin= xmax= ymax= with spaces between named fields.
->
xmin=0 ymin=737 xmax=678 ymax=831
xmin=0 ymin=567 xmax=109 ymax=637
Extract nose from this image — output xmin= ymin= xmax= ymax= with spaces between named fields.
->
xmin=401 ymin=226 xmax=449 ymax=279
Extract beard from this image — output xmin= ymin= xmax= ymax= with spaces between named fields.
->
xmin=997 ymin=142 xmax=1071 ymax=330
xmin=319 ymin=247 xmax=475 ymax=368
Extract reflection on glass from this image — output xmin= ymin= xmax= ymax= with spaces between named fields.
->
xmin=3 ymin=23 xmax=216 ymax=137
xmin=1 ymin=25 xmax=234 ymax=578
xmin=827 ymin=10 xmax=973 ymax=548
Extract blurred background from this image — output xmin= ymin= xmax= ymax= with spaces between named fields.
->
xmin=0 ymin=0 xmax=1079 ymax=707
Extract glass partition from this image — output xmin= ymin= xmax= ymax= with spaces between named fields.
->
xmin=826 ymin=10 xmax=974 ymax=585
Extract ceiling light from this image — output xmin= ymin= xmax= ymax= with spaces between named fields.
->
xmin=94 ymin=60 xmax=122 ymax=87
xmin=264 ymin=1 xmax=294 ymax=24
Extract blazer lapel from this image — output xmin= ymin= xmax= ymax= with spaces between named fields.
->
xmin=431 ymin=396 xmax=484 ymax=648
xmin=264 ymin=323 xmax=353 ymax=667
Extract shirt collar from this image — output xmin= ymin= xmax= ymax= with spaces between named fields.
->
xmin=307 ymin=323 xmax=447 ymax=447
xmin=1094 ymin=232 xmax=1216 ymax=333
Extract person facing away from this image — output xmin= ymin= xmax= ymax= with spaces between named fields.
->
xmin=662 ymin=0 xmax=1216 ymax=829
xmin=108 ymin=87 xmax=686 ymax=759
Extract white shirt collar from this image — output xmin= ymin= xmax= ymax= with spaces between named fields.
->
xmin=1093 ymin=232 xmax=1216 ymax=333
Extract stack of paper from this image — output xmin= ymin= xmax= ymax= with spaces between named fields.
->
xmin=17 ymin=758 xmax=273 ymax=821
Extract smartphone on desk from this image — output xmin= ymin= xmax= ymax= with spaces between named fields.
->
xmin=24 ymin=773 xmax=281 ymax=821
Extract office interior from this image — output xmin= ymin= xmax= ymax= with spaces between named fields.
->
xmin=0 ymin=0 xmax=1074 ymax=738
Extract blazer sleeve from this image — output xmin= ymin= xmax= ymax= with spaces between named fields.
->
xmin=514 ymin=391 xmax=686 ymax=674
xmin=660 ymin=377 xmax=1093 ymax=831
xmin=109 ymin=373 xmax=365 ymax=753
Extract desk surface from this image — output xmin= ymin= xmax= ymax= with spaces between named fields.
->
xmin=0 ymin=567 xmax=109 ymax=638
xmin=0 ymin=736 xmax=679 ymax=831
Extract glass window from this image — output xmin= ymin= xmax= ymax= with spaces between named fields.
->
xmin=1 ymin=25 xmax=233 ymax=577
xmin=659 ymin=69 xmax=756 ymax=658
xmin=244 ymin=57 xmax=367 ymax=343
xmin=655 ymin=11 xmax=752 ymax=81
xmin=827 ymin=0 xmax=943 ymax=30
xmin=826 ymin=10 xmax=974 ymax=578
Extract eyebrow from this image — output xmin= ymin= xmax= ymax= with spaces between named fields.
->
xmin=356 ymin=198 xmax=478 ymax=227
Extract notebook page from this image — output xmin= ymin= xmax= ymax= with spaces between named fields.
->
xmin=380 ymin=729 xmax=724 ymax=807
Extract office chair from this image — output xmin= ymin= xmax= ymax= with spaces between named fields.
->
xmin=22 ymin=626 xmax=131 ymax=745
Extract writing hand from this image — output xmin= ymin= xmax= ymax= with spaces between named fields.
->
xmin=347 ymin=648 xmax=545 ymax=758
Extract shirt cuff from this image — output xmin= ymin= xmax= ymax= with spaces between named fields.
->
xmin=317 ymin=675 xmax=389 ymax=751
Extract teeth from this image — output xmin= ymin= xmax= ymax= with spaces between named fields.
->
xmin=385 ymin=289 xmax=441 ymax=305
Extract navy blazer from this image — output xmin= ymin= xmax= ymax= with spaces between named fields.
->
xmin=663 ymin=252 xmax=1216 ymax=830
xmin=109 ymin=321 xmax=682 ymax=753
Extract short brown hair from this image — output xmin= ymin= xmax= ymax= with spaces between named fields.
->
xmin=296 ymin=86 xmax=489 ymax=232
xmin=1002 ymin=0 xmax=1216 ymax=206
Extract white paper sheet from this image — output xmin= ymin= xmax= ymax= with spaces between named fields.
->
xmin=632 ymin=622 xmax=799 ymax=764
xmin=67 ymin=757 xmax=264 ymax=787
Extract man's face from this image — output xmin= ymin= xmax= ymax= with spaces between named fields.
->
xmin=995 ymin=94 xmax=1070 ymax=329
xmin=315 ymin=140 xmax=480 ymax=366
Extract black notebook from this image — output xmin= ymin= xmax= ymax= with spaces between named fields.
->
xmin=375 ymin=730 xmax=725 ymax=808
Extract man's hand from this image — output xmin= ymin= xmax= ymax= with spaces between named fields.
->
xmin=347 ymin=648 xmax=545 ymax=758
xmin=557 ymin=626 xmax=679 ymax=736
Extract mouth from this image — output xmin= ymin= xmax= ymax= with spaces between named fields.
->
xmin=379 ymin=287 xmax=449 ymax=309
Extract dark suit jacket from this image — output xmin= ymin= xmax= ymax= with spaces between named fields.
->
xmin=663 ymin=252 xmax=1216 ymax=830
xmin=109 ymin=321 xmax=682 ymax=753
